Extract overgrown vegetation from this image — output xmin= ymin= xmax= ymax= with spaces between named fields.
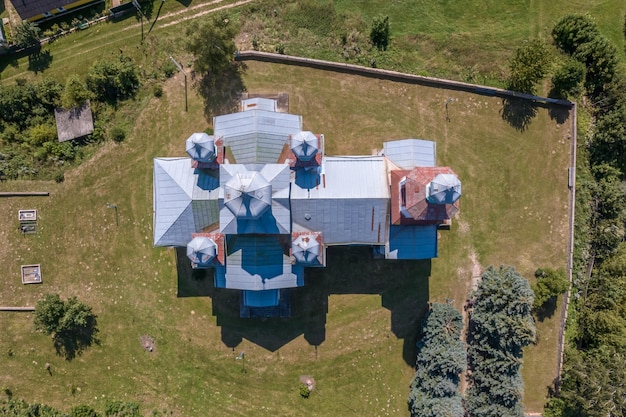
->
xmin=543 ymin=13 xmax=626 ymax=417
xmin=0 ymin=398 xmax=145 ymax=417
xmin=0 ymin=55 xmax=140 ymax=180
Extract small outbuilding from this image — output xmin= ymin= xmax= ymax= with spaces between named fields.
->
xmin=54 ymin=101 xmax=94 ymax=142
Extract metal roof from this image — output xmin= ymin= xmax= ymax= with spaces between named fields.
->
xmin=383 ymin=139 xmax=436 ymax=169
xmin=186 ymin=133 xmax=216 ymax=162
xmin=153 ymin=158 xmax=220 ymax=246
xmin=291 ymin=157 xmax=390 ymax=244
xmin=243 ymin=289 xmax=280 ymax=307
xmin=219 ymin=164 xmax=291 ymax=234
xmin=213 ymin=109 xmax=302 ymax=164
xmin=386 ymin=224 xmax=438 ymax=259
xmin=241 ymin=98 xmax=277 ymax=112
xmin=221 ymin=236 xmax=301 ymax=291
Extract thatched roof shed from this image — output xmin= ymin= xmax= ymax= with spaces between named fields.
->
xmin=54 ymin=101 xmax=94 ymax=142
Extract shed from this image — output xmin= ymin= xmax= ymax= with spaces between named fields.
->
xmin=54 ymin=101 xmax=94 ymax=142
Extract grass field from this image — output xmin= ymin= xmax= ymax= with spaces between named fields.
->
xmin=0 ymin=0 xmax=597 ymax=414
xmin=0 ymin=55 xmax=571 ymax=415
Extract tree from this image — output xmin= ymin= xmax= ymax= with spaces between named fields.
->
xmin=533 ymin=268 xmax=569 ymax=309
xmin=13 ymin=20 xmax=41 ymax=49
xmin=551 ymin=59 xmax=586 ymax=98
xmin=61 ymin=75 xmax=92 ymax=109
xmin=507 ymin=39 xmax=550 ymax=94
xmin=370 ymin=15 xmax=390 ymax=51
xmin=86 ymin=58 xmax=139 ymax=102
xmin=185 ymin=14 xmax=246 ymax=120
xmin=466 ymin=266 xmax=536 ymax=417
xmin=408 ymin=303 xmax=466 ymax=417
xmin=552 ymin=15 xmax=600 ymax=55
xmin=34 ymin=294 xmax=98 ymax=360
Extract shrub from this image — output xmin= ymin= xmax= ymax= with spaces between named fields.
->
xmin=152 ymin=84 xmax=163 ymax=98
xmin=370 ymin=15 xmax=390 ymax=51
xmin=54 ymin=171 xmax=65 ymax=183
xmin=552 ymin=58 xmax=586 ymax=97
xmin=299 ymin=383 xmax=311 ymax=398
xmin=109 ymin=127 xmax=126 ymax=143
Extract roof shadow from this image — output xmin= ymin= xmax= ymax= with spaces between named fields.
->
xmin=175 ymin=247 xmax=214 ymax=297
xmin=315 ymin=246 xmax=431 ymax=365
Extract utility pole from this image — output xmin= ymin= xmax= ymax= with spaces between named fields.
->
xmin=132 ymin=0 xmax=146 ymax=43
xmin=169 ymin=55 xmax=188 ymax=112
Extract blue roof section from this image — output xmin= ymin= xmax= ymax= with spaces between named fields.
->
xmin=219 ymin=164 xmax=291 ymax=234
xmin=243 ymin=290 xmax=280 ymax=307
xmin=153 ymin=158 xmax=219 ymax=246
xmin=291 ymin=157 xmax=390 ymax=244
xmin=214 ymin=109 xmax=302 ymax=164
xmin=383 ymin=139 xmax=436 ymax=169
xmin=386 ymin=224 xmax=438 ymax=260
xmin=221 ymin=236 xmax=301 ymax=290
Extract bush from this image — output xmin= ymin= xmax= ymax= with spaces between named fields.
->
xmin=299 ymin=383 xmax=311 ymax=398
xmin=552 ymin=59 xmax=586 ymax=97
xmin=370 ymin=15 xmax=390 ymax=51
xmin=109 ymin=127 xmax=126 ymax=143
xmin=54 ymin=171 xmax=65 ymax=183
xmin=533 ymin=268 xmax=569 ymax=309
xmin=153 ymin=84 xmax=163 ymax=98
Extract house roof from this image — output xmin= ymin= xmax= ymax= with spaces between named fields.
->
xmin=383 ymin=139 xmax=436 ymax=169
xmin=386 ymin=224 xmax=438 ymax=260
xmin=390 ymin=167 xmax=460 ymax=225
xmin=54 ymin=101 xmax=94 ymax=142
xmin=291 ymin=156 xmax=390 ymax=244
xmin=219 ymin=164 xmax=291 ymax=234
xmin=213 ymin=109 xmax=301 ymax=164
xmin=153 ymin=158 xmax=220 ymax=246
xmin=12 ymin=0 xmax=73 ymax=20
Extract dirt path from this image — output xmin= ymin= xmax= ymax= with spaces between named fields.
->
xmin=119 ymin=0 xmax=255 ymax=32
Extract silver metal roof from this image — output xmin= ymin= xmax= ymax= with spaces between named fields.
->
xmin=153 ymin=158 xmax=219 ymax=246
xmin=291 ymin=157 xmax=390 ymax=244
xmin=242 ymin=98 xmax=277 ymax=112
xmin=213 ymin=109 xmax=302 ymax=164
xmin=219 ymin=164 xmax=291 ymax=234
xmin=383 ymin=139 xmax=436 ymax=169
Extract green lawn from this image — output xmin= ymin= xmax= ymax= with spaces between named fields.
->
xmin=1 ymin=57 xmax=571 ymax=415
xmin=0 ymin=0 xmax=599 ymax=414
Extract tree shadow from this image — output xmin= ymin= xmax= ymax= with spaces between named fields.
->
xmin=54 ymin=318 xmax=99 ymax=361
xmin=500 ymin=97 xmax=538 ymax=132
xmin=194 ymin=62 xmax=247 ymax=122
xmin=534 ymin=296 xmax=558 ymax=322
xmin=27 ymin=48 xmax=53 ymax=73
xmin=546 ymin=88 xmax=571 ymax=125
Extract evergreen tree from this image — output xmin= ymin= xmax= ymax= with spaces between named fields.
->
xmin=466 ymin=266 xmax=536 ymax=417
xmin=408 ymin=303 xmax=466 ymax=417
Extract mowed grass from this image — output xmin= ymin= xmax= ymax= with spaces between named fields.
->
xmin=0 ymin=58 xmax=570 ymax=416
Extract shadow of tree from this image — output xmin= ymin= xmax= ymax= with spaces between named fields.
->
xmin=194 ymin=62 xmax=247 ymax=121
xmin=27 ymin=48 xmax=53 ymax=73
xmin=500 ymin=97 xmax=538 ymax=132
xmin=535 ymin=296 xmax=558 ymax=322
xmin=54 ymin=316 xmax=99 ymax=361
xmin=547 ymin=88 xmax=571 ymax=125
